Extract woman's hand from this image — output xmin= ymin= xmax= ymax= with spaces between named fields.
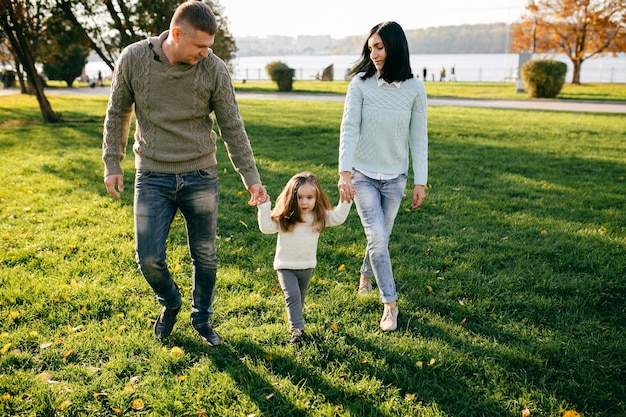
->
xmin=411 ymin=184 xmax=426 ymax=209
xmin=338 ymin=171 xmax=355 ymax=202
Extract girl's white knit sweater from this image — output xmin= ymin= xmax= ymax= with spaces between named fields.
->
xmin=258 ymin=200 xmax=352 ymax=270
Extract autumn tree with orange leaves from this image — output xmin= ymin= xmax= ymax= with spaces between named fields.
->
xmin=510 ymin=0 xmax=626 ymax=84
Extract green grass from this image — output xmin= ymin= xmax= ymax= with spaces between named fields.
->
xmin=1 ymin=94 xmax=625 ymax=417
xmin=231 ymin=80 xmax=626 ymax=101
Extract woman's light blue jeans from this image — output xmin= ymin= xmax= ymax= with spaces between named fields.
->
xmin=134 ymin=167 xmax=219 ymax=327
xmin=352 ymin=170 xmax=407 ymax=303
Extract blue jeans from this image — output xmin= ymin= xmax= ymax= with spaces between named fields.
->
xmin=134 ymin=167 xmax=219 ymax=327
xmin=352 ymin=170 xmax=407 ymax=303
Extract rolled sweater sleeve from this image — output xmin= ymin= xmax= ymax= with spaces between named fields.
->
xmin=326 ymin=200 xmax=352 ymax=227
xmin=258 ymin=201 xmax=279 ymax=234
xmin=410 ymin=81 xmax=428 ymax=185
xmin=211 ymin=65 xmax=261 ymax=189
xmin=338 ymin=79 xmax=363 ymax=173
xmin=102 ymin=50 xmax=135 ymax=177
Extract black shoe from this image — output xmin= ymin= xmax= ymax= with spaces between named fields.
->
xmin=290 ymin=328 xmax=304 ymax=344
xmin=193 ymin=323 xmax=222 ymax=346
xmin=153 ymin=306 xmax=180 ymax=339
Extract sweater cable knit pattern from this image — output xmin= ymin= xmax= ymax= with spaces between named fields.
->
xmin=339 ymin=73 xmax=428 ymax=185
xmin=103 ymin=31 xmax=260 ymax=188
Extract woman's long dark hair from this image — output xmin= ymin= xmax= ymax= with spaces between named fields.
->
xmin=349 ymin=21 xmax=413 ymax=83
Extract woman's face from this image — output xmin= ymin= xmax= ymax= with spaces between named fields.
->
xmin=368 ymin=33 xmax=386 ymax=72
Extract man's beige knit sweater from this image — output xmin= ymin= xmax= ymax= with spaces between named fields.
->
xmin=103 ymin=31 xmax=260 ymax=188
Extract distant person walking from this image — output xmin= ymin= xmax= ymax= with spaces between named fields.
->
xmin=102 ymin=1 xmax=267 ymax=347
xmin=440 ymin=66 xmax=446 ymax=81
xmin=422 ymin=66 xmax=427 ymax=81
xmin=450 ymin=65 xmax=456 ymax=82
xmin=98 ymin=70 xmax=103 ymax=86
xmin=258 ymin=172 xmax=351 ymax=344
xmin=338 ymin=21 xmax=428 ymax=332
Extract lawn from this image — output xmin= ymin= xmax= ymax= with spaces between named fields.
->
xmin=230 ymin=80 xmax=626 ymax=101
xmin=0 ymin=93 xmax=625 ymax=417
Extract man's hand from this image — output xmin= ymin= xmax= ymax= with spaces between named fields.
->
xmin=104 ymin=174 xmax=124 ymax=199
xmin=248 ymin=183 xmax=267 ymax=206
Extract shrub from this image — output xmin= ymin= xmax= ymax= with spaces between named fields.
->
xmin=521 ymin=59 xmax=567 ymax=98
xmin=265 ymin=61 xmax=295 ymax=92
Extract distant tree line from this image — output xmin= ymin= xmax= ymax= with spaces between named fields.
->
xmin=330 ymin=23 xmax=511 ymax=55
xmin=406 ymin=24 xmax=511 ymax=54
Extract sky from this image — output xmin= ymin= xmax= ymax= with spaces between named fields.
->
xmin=223 ymin=0 xmax=529 ymax=39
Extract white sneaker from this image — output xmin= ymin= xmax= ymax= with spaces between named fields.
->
xmin=357 ymin=276 xmax=373 ymax=296
xmin=380 ymin=304 xmax=398 ymax=331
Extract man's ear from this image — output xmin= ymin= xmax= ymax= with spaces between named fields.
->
xmin=170 ymin=27 xmax=181 ymax=43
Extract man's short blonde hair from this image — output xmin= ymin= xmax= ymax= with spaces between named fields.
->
xmin=171 ymin=1 xmax=217 ymax=35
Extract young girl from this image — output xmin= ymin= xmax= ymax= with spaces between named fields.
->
xmin=258 ymin=172 xmax=351 ymax=344
xmin=338 ymin=21 xmax=428 ymax=332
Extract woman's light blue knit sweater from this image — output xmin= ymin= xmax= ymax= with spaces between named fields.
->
xmin=338 ymin=73 xmax=428 ymax=185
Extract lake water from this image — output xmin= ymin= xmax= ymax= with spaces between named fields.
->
xmin=87 ymin=53 xmax=626 ymax=83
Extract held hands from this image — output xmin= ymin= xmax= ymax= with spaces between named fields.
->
xmin=104 ymin=174 xmax=124 ymax=199
xmin=338 ymin=171 xmax=355 ymax=202
xmin=248 ymin=183 xmax=268 ymax=205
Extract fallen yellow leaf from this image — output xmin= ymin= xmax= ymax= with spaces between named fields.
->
xmin=337 ymin=264 xmax=345 ymax=272
xmin=170 ymin=346 xmax=184 ymax=356
xmin=428 ymin=358 xmax=436 ymax=366
xmin=416 ymin=361 xmax=423 ymax=369
xmin=58 ymin=400 xmax=71 ymax=410
xmin=131 ymin=398 xmax=144 ymax=410
xmin=405 ymin=393 xmax=416 ymax=401
xmin=62 ymin=349 xmax=75 ymax=358
xmin=330 ymin=323 xmax=339 ymax=333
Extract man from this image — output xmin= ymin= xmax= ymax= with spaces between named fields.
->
xmin=102 ymin=1 xmax=266 ymax=346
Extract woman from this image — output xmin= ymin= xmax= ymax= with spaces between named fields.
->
xmin=338 ymin=21 xmax=428 ymax=332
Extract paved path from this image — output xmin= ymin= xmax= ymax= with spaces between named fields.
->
xmin=2 ymin=86 xmax=625 ymax=113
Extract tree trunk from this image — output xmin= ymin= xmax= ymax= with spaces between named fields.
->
xmin=571 ymin=61 xmax=582 ymax=85
xmin=0 ymin=0 xmax=62 ymax=123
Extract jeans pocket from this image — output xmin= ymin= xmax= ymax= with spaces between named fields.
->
xmin=197 ymin=166 xmax=218 ymax=180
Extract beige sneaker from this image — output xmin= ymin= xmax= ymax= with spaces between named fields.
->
xmin=357 ymin=276 xmax=373 ymax=296
xmin=380 ymin=304 xmax=399 ymax=331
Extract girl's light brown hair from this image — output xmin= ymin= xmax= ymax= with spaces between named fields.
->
xmin=271 ymin=172 xmax=331 ymax=232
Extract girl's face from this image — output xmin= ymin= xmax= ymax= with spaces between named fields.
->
xmin=297 ymin=182 xmax=317 ymax=214
xmin=368 ymin=33 xmax=386 ymax=72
